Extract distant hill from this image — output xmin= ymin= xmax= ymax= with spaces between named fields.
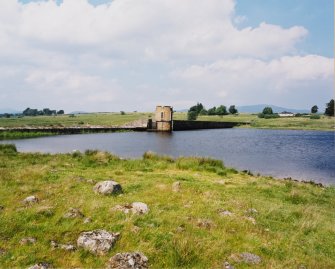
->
xmin=237 ymin=104 xmax=309 ymax=114
xmin=69 ymin=111 xmax=88 ymax=114
xmin=0 ymin=108 xmax=21 ymax=114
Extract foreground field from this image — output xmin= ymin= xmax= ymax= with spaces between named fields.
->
xmin=0 ymin=145 xmax=334 ymax=268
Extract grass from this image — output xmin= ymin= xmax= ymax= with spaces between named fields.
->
xmin=173 ymin=112 xmax=335 ymax=131
xmin=0 ymin=131 xmax=56 ymax=140
xmin=0 ymin=112 xmax=151 ymax=128
xmin=0 ymin=145 xmax=334 ymax=268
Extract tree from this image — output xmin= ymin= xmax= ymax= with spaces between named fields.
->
xmin=262 ymin=107 xmax=273 ymax=115
xmin=207 ymin=106 xmax=217 ymax=115
xmin=229 ymin=105 xmax=238 ymax=114
xmin=215 ymin=105 xmax=228 ymax=115
xmin=189 ymin=103 xmax=204 ymax=115
xmin=57 ymin=110 xmax=64 ymax=115
xmin=311 ymin=105 xmax=318 ymax=114
xmin=199 ymin=108 xmax=208 ymax=115
xmin=325 ymin=99 xmax=334 ymax=116
xmin=187 ymin=110 xmax=198 ymax=120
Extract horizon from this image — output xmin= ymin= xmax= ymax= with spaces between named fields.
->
xmin=0 ymin=0 xmax=333 ymax=112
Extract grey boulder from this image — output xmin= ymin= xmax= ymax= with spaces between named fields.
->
xmin=93 ymin=181 xmax=122 ymax=195
xmin=107 ymin=252 xmax=148 ymax=269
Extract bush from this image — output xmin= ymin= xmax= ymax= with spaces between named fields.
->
xmin=187 ymin=111 xmax=198 ymax=121
xmin=310 ymin=114 xmax=321 ymax=119
xmin=0 ymin=144 xmax=17 ymax=155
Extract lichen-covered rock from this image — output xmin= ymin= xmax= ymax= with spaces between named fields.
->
xmin=172 ymin=181 xmax=181 ymax=192
xmin=28 ymin=262 xmax=53 ymax=269
xmin=218 ymin=209 xmax=233 ymax=217
xmin=20 ymin=237 xmax=37 ymax=245
xmin=63 ymin=208 xmax=85 ymax=219
xmin=51 ymin=240 xmax=76 ymax=251
xmin=93 ymin=181 xmax=122 ymax=195
xmin=83 ymin=217 xmax=92 ymax=224
xmin=107 ymin=252 xmax=148 ymax=269
xmin=77 ymin=229 xmax=120 ymax=255
xmin=23 ymin=195 xmax=39 ymax=205
xmin=231 ymin=252 xmax=261 ymax=264
xmin=223 ymin=261 xmax=234 ymax=269
xmin=130 ymin=202 xmax=149 ymax=214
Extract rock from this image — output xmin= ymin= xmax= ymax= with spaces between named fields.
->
xmin=93 ymin=180 xmax=122 ymax=195
xmin=28 ymin=262 xmax=53 ymax=269
xmin=231 ymin=252 xmax=261 ymax=264
xmin=130 ymin=202 xmax=149 ymax=214
xmin=83 ymin=217 xmax=92 ymax=224
xmin=244 ymin=216 xmax=256 ymax=225
xmin=23 ymin=195 xmax=39 ymax=205
xmin=37 ymin=206 xmax=54 ymax=217
xmin=20 ymin=237 xmax=37 ymax=245
xmin=107 ymin=252 xmax=148 ymax=269
xmin=197 ymin=219 xmax=214 ymax=229
xmin=63 ymin=208 xmax=85 ymax=219
xmin=218 ymin=209 xmax=233 ymax=216
xmin=112 ymin=203 xmax=149 ymax=215
xmin=51 ymin=240 xmax=76 ymax=251
xmin=172 ymin=181 xmax=181 ymax=192
xmin=176 ymin=225 xmax=185 ymax=233
xmin=223 ymin=261 xmax=234 ymax=269
xmin=77 ymin=229 xmax=120 ymax=255
xmin=245 ymin=208 xmax=258 ymax=215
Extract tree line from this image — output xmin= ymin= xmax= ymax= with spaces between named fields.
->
xmin=0 ymin=108 xmax=65 ymax=118
xmin=187 ymin=103 xmax=238 ymax=120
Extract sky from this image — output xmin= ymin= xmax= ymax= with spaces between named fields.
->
xmin=0 ymin=0 xmax=333 ymax=113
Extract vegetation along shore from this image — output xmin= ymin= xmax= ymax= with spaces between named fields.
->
xmin=0 ymin=144 xmax=334 ymax=268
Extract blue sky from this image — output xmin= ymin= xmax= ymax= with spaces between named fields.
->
xmin=2 ymin=0 xmax=333 ymax=112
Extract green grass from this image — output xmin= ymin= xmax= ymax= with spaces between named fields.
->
xmin=0 ymin=131 xmax=56 ymax=140
xmin=173 ymin=112 xmax=335 ymax=131
xmin=0 ymin=145 xmax=334 ymax=268
xmin=0 ymin=112 xmax=151 ymax=128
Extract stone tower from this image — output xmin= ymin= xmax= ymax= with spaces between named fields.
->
xmin=155 ymin=106 xmax=173 ymax=131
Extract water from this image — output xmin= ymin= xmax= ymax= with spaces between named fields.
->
xmin=2 ymin=129 xmax=334 ymax=185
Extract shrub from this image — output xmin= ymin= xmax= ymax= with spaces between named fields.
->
xmin=143 ymin=151 xmax=174 ymax=162
xmin=0 ymin=144 xmax=17 ymax=155
xmin=187 ymin=111 xmax=198 ymax=121
xmin=310 ymin=114 xmax=321 ymax=119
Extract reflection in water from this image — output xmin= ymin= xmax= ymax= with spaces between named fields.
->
xmin=2 ymin=129 xmax=334 ymax=184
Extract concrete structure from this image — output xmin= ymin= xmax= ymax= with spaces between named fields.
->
xmin=154 ymin=106 xmax=173 ymax=131
xmin=279 ymin=111 xmax=295 ymax=117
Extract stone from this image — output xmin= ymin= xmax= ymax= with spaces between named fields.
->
xmin=28 ymin=262 xmax=53 ymax=269
xmin=223 ymin=261 xmax=234 ymax=269
xmin=244 ymin=216 xmax=256 ymax=225
xmin=83 ymin=217 xmax=92 ymax=224
xmin=23 ymin=195 xmax=39 ymax=205
xmin=63 ymin=208 xmax=85 ymax=219
xmin=93 ymin=181 xmax=122 ymax=195
xmin=218 ymin=209 xmax=233 ymax=216
xmin=245 ymin=208 xmax=258 ymax=215
xmin=20 ymin=237 xmax=37 ymax=245
xmin=231 ymin=252 xmax=261 ymax=265
xmin=107 ymin=252 xmax=148 ymax=269
xmin=197 ymin=219 xmax=214 ymax=229
xmin=130 ymin=202 xmax=149 ymax=214
xmin=77 ymin=229 xmax=120 ymax=255
xmin=51 ymin=240 xmax=76 ymax=251
xmin=172 ymin=181 xmax=181 ymax=192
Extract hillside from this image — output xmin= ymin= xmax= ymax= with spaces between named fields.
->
xmin=0 ymin=145 xmax=334 ymax=268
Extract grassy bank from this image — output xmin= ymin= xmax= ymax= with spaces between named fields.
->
xmin=0 ymin=131 xmax=56 ymax=140
xmin=0 ymin=145 xmax=334 ymax=268
xmin=174 ymin=112 xmax=335 ymax=131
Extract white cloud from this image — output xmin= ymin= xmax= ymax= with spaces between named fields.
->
xmin=0 ymin=0 xmax=332 ymax=112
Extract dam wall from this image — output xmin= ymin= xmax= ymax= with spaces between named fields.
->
xmin=173 ymin=120 xmax=239 ymax=131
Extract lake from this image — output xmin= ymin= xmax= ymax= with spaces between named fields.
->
xmin=2 ymin=129 xmax=334 ymax=185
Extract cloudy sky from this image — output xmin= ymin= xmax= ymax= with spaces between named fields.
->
xmin=0 ymin=0 xmax=333 ymax=112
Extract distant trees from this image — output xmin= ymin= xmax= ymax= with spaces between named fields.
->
xmin=258 ymin=106 xmax=279 ymax=119
xmin=187 ymin=102 xmax=238 ymax=120
xmin=22 ymin=107 xmax=63 ymax=116
xmin=311 ymin=105 xmax=318 ymax=114
xmin=229 ymin=105 xmax=238 ymax=114
xmin=324 ymin=99 xmax=334 ymax=116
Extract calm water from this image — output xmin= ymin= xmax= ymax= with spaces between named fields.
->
xmin=2 ymin=129 xmax=335 ymax=185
